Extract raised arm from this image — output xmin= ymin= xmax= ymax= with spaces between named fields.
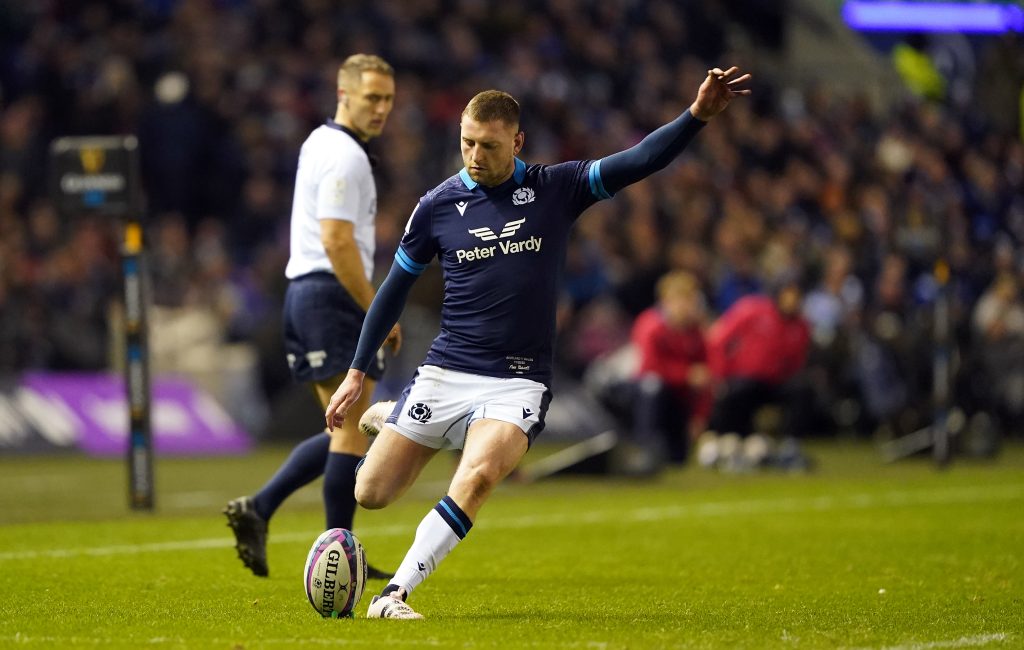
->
xmin=593 ymin=66 xmax=751 ymax=197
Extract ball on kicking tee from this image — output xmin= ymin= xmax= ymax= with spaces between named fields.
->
xmin=303 ymin=528 xmax=367 ymax=618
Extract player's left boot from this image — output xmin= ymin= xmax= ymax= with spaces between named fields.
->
xmin=358 ymin=400 xmax=396 ymax=437
xmin=223 ymin=496 xmax=269 ymax=577
xmin=366 ymin=588 xmax=423 ymax=619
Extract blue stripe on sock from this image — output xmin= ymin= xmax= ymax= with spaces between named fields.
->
xmin=441 ymin=496 xmax=472 ymax=530
xmin=433 ymin=503 xmax=465 ymax=538
xmin=434 ymin=496 xmax=471 ymax=539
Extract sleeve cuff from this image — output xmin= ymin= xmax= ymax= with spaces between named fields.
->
xmin=587 ymin=159 xmax=613 ymax=200
xmin=395 ymin=247 xmax=427 ymax=276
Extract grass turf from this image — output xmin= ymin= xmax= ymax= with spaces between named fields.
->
xmin=0 ymin=441 xmax=1021 ymax=649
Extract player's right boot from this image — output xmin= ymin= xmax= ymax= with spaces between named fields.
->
xmin=366 ymin=588 xmax=423 ymax=619
xmin=358 ymin=400 xmax=396 ymax=437
xmin=223 ymin=496 xmax=269 ymax=577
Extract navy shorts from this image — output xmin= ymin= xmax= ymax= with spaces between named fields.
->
xmin=283 ymin=272 xmax=385 ymax=383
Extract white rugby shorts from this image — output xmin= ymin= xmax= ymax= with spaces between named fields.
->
xmin=385 ymin=365 xmax=551 ymax=450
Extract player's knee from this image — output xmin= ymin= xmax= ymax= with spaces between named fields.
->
xmin=453 ymin=461 xmax=503 ymax=499
xmin=354 ymin=475 xmax=391 ymax=510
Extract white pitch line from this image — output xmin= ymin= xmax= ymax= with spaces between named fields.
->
xmin=159 ymin=479 xmax=454 ymax=509
xmin=0 ymin=522 xmax=413 ymax=562
xmin=0 ymin=484 xmax=1021 ymax=562
xmin=0 ymin=634 xmax=626 ymax=648
xmin=847 ymin=632 xmax=1010 ymax=650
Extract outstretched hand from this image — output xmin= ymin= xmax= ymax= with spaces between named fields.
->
xmin=325 ymin=369 xmax=366 ymax=432
xmin=689 ymin=66 xmax=752 ymax=122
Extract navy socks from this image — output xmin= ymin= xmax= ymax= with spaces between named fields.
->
xmin=252 ymin=432 xmax=330 ymax=520
xmin=251 ymin=434 xmax=363 ymax=532
xmin=323 ymin=451 xmax=362 ymax=530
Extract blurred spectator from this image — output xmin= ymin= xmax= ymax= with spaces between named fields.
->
xmin=703 ymin=275 xmax=812 ymax=468
xmin=804 ymin=246 xmax=863 ymax=347
xmin=628 ymin=271 xmax=711 ymax=463
xmin=969 ymin=274 xmax=1024 ymax=433
xmin=973 ymin=274 xmax=1024 ymax=341
xmin=852 ymin=252 xmax=934 ymax=438
xmin=801 ymin=245 xmax=864 ymax=433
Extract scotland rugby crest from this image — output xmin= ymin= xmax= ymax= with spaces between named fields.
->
xmin=512 ymin=187 xmax=535 ymax=205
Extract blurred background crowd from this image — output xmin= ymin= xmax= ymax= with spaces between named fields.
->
xmin=1 ymin=0 xmax=1022 ymax=452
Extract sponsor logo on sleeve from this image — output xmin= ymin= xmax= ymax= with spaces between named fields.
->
xmin=332 ymin=178 xmax=347 ymax=205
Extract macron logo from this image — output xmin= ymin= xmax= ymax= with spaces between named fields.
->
xmin=467 ymin=218 xmax=526 ymax=242
xmin=455 ymin=201 xmax=468 ymax=216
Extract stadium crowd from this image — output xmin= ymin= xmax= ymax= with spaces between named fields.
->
xmin=1 ymin=1 xmax=1022 ymax=447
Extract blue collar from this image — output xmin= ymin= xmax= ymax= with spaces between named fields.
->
xmin=459 ymin=158 xmax=527 ymax=190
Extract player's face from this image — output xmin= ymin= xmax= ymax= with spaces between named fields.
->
xmin=460 ymin=117 xmax=523 ymax=187
xmin=342 ymin=71 xmax=395 ymax=141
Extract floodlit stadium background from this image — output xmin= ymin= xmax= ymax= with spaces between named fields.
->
xmin=0 ymin=1 xmax=1022 ymax=456
xmin=1 ymin=3 xmax=1024 ymax=648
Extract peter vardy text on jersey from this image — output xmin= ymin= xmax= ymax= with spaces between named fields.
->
xmin=455 ymin=236 xmax=543 ymax=263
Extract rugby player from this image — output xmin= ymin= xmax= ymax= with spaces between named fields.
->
xmin=327 ymin=66 xmax=751 ymax=618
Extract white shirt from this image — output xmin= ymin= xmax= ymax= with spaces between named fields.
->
xmin=285 ymin=121 xmax=376 ymax=281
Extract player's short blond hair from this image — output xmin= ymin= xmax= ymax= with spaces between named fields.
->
xmin=337 ymin=54 xmax=394 ymax=91
xmin=462 ymin=90 xmax=520 ymax=129
xmin=657 ymin=270 xmax=700 ymax=301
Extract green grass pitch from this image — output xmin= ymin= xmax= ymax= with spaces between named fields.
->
xmin=0 ymin=441 xmax=1021 ymax=649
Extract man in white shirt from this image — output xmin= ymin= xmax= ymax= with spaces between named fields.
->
xmin=225 ymin=54 xmax=400 ymax=579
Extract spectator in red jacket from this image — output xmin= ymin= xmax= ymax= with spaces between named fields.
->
xmin=704 ymin=275 xmax=811 ymax=463
xmin=629 ymin=271 xmax=712 ymax=463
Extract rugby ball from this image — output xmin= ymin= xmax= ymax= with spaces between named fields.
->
xmin=303 ymin=528 xmax=367 ymax=618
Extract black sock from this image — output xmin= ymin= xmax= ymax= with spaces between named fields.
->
xmin=252 ymin=432 xmax=330 ymax=520
xmin=323 ymin=451 xmax=362 ymax=530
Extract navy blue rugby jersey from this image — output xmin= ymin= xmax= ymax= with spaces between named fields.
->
xmin=394 ymin=157 xmax=611 ymax=384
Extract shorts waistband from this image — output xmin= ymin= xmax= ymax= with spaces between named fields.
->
xmin=289 ymin=271 xmax=337 ymax=283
